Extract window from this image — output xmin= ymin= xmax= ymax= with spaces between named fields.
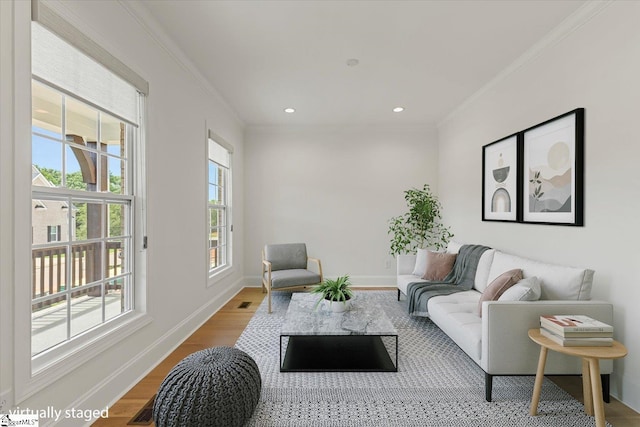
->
xmin=13 ymin=1 xmax=150 ymax=400
xmin=29 ymin=10 xmax=146 ymax=361
xmin=47 ymin=225 xmax=61 ymax=242
xmin=31 ymin=79 xmax=136 ymax=356
xmin=207 ymin=133 xmax=233 ymax=276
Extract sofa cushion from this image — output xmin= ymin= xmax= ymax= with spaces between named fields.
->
xmin=412 ymin=248 xmax=429 ymax=276
xmin=427 ymin=290 xmax=483 ymax=363
xmin=478 ymin=269 xmax=522 ymax=316
xmin=445 ymin=240 xmax=464 ymax=254
xmin=422 ymin=251 xmax=456 ymax=281
xmin=397 ymin=274 xmax=427 ymax=296
xmin=473 ymin=249 xmax=496 ymax=293
xmin=487 ymin=251 xmax=593 ymax=300
xmin=446 ymin=240 xmax=463 ymax=254
xmin=499 ymin=276 xmax=541 ymax=301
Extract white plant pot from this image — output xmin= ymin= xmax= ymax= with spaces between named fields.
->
xmin=324 ymin=298 xmax=351 ymax=313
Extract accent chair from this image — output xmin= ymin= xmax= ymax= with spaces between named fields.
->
xmin=262 ymin=243 xmax=323 ymax=313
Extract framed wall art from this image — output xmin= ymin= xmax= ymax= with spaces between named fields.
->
xmin=482 ymin=133 xmax=519 ymax=222
xmin=521 ymin=108 xmax=584 ymax=226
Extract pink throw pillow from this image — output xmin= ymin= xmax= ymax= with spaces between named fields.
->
xmin=422 ymin=251 xmax=457 ymax=281
xmin=478 ymin=269 xmax=523 ymax=317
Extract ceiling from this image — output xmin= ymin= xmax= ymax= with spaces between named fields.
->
xmin=139 ymin=0 xmax=585 ymax=127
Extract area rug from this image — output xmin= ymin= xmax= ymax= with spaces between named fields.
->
xmin=235 ymin=291 xmax=605 ymax=426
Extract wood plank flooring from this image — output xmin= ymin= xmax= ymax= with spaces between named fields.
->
xmin=93 ymin=287 xmax=639 ymax=426
xmin=92 ymin=287 xmax=265 ymax=426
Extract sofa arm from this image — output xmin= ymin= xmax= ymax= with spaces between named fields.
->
xmin=397 ymin=254 xmax=416 ymax=276
xmin=481 ymin=300 xmax=614 ymax=375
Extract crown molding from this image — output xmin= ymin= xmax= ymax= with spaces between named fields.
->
xmin=438 ymin=0 xmax=613 ymax=128
xmin=246 ymin=123 xmax=436 ymax=135
xmin=117 ymin=0 xmax=245 ymax=128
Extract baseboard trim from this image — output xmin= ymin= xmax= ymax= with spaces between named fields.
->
xmin=0 ymin=388 xmax=13 ymax=413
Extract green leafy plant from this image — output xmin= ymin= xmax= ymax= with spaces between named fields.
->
xmin=388 ymin=184 xmax=453 ymax=256
xmin=312 ymin=275 xmax=354 ymax=308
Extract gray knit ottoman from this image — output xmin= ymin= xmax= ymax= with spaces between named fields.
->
xmin=153 ymin=346 xmax=261 ymax=427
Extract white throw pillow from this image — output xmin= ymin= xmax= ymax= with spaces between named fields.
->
xmin=412 ymin=248 xmax=429 ymax=276
xmin=498 ymin=276 xmax=541 ymax=301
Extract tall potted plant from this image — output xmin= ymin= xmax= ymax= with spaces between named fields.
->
xmin=388 ymin=184 xmax=453 ymax=256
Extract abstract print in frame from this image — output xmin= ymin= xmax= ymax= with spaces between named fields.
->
xmin=522 ymin=108 xmax=584 ymax=226
xmin=482 ymin=133 xmax=519 ymax=222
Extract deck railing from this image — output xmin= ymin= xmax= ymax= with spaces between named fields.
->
xmin=32 ymin=241 xmax=122 ymax=310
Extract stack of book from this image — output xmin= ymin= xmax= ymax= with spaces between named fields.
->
xmin=540 ymin=314 xmax=613 ymax=347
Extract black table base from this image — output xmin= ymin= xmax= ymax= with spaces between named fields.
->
xmin=280 ymin=335 xmax=397 ymax=372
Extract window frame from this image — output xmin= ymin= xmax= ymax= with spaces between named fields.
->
xmin=46 ymin=225 xmax=60 ymax=242
xmin=30 ymin=77 xmax=137 ymax=356
xmin=206 ymin=130 xmax=234 ymax=283
xmin=13 ymin=1 xmax=150 ymax=402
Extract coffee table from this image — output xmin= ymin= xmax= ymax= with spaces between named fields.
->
xmin=280 ymin=292 xmax=398 ymax=372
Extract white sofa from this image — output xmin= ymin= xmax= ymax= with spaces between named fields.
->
xmin=397 ymin=241 xmax=613 ymax=402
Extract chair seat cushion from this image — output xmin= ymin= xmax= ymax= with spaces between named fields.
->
xmin=267 ymin=269 xmax=321 ymax=289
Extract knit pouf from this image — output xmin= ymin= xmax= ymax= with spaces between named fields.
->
xmin=153 ymin=346 xmax=261 ymax=427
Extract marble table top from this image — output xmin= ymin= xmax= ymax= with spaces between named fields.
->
xmin=280 ymin=292 xmax=397 ymax=336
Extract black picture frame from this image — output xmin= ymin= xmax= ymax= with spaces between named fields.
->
xmin=482 ymin=133 xmax=520 ymax=222
xmin=520 ymin=108 xmax=584 ymax=226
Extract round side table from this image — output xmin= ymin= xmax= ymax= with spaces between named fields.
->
xmin=528 ymin=328 xmax=627 ymax=427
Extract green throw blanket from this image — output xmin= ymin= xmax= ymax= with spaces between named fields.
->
xmin=407 ymin=244 xmax=491 ymax=316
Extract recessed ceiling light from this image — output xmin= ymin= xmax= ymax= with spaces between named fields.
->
xmin=346 ymin=58 xmax=360 ymax=67
xmin=393 ymin=107 xmax=405 ymax=113
xmin=284 ymin=108 xmax=295 ymax=113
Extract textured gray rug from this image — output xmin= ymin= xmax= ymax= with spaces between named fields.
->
xmin=236 ymin=291 xmax=604 ymax=426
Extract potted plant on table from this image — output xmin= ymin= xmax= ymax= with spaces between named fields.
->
xmin=312 ymin=275 xmax=354 ymax=313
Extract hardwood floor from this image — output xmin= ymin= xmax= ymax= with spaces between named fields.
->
xmin=93 ymin=287 xmax=639 ymax=426
xmin=548 ymin=376 xmax=639 ymax=427
xmin=92 ymin=287 xmax=265 ymax=427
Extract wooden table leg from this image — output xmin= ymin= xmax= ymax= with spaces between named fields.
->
xmin=530 ymin=346 xmax=548 ymax=416
xmin=587 ymin=357 xmax=606 ymax=427
xmin=582 ymin=358 xmax=594 ymax=416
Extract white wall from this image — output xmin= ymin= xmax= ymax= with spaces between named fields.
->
xmin=0 ymin=0 xmax=16 ymax=413
xmin=244 ymin=125 xmax=438 ymax=285
xmin=0 ymin=0 xmax=244 ymax=424
xmin=437 ymin=2 xmax=640 ymax=411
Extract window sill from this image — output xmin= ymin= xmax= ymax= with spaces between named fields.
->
xmin=18 ymin=311 xmax=152 ymax=402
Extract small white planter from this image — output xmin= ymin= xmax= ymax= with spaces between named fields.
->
xmin=324 ymin=298 xmax=351 ymax=313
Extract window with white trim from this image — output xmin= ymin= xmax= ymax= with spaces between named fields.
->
xmin=30 ymin=14 xmax=145 ymax=359
xmin=207 ymin=133 xmax=233 ymax=276
xmin=46 ymin=225 xmax=61 ymax=242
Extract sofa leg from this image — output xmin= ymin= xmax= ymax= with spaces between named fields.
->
xmin=397 ymin=289 xmax=400 ymax=301
xmin=601 ymin=374 xmax=610 ymax=403
xmin=485 ymin=373 xmax=493 ymax=402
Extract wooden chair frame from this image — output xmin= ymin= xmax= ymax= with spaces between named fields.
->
xmin=262 ymin=249 xmax=323 ymax=313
